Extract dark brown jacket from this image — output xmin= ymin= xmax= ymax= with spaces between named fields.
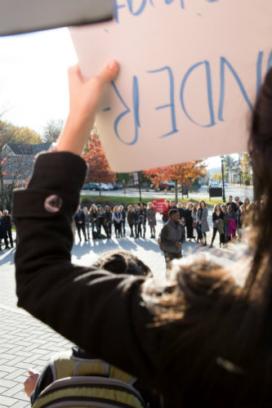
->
xmin=13 ymin=152 xmax=162 ymax=399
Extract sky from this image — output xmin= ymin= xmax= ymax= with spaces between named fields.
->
xmin=0 ymin=28 xmax=76 ymax=133
xmin=0 ymin=28 xmax=222 ymax=169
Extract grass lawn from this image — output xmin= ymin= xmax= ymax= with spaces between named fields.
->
xmin=80 ymin=194 xmax=224 ymax=208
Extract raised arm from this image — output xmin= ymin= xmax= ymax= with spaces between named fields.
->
xmin=13 ymin=62 xmax=158 ymax=383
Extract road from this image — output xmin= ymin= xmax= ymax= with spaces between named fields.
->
xmin=81 ymin=184 xmax=254 ymax=201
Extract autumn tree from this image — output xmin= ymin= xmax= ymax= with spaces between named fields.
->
xmin=240 ymin=152 xmax=252 ymax=185
xmin=83 ymin=132 xmax=116 ymax=194
xmin=145 ymin=161 xmax=206 ymax=202
xmin=211 ymin=172 xmax=222 ymax=183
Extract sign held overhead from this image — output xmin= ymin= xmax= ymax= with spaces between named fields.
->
xmin=71 ymin=0 xmax=272 ymax=172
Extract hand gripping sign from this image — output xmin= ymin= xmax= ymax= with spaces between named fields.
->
xmin=71 ymin=0 xmax=272 ymax=172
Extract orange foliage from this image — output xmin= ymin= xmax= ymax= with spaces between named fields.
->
xmin=83 ymin=133 xmax=116 ymax=183
xmin=144 ymin=161 xmax=206 ymax=187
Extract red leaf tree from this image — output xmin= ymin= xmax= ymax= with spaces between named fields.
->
xmin=145 ymin=161 xmax=206 ymax=201
xmin=83 ymin=133 xmax=116 ymax=188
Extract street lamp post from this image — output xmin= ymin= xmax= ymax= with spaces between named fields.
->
xmin=137 ymin=171 xmax=142 ymax=202
xmin=221 ymin=156 xmax=226 ymax=202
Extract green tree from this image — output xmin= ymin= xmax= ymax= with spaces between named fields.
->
xmin=116 ymin=173 xmax=131 ymax=194
xmin=0 ymin=120 xmax=42 ymax=208
xmin=211 ymin=172 xmax=222 ymax=183
xmin=224 ymin=155 xmax=235 ymax=183
xmin=0 ymin=120 xmax=41 ymax=149
xmin=240 ymin=153 xmax=252 ymax=185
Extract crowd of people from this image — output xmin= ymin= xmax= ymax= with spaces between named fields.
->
xmin=0 ymin=210 xmax=13 ymax=251
xmin=73 ymin=195 xmax=253 ymax=249
xmin=73 ymin=202 xmax=157 ymax=241
xmin=0 ymin=194 xmax=252 ymax=255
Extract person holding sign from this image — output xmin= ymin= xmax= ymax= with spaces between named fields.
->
xmin=13 ymin=62 xmax=272 ymax=407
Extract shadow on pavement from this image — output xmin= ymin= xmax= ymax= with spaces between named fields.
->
xmin=72 ymin=237 xmax=142 ymax=260
xmin=134 ymin=239 xmax=160 ymax=252
xmin=0 ymin=248 xmax=15 ymax=267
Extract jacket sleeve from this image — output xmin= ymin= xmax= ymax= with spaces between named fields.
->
xmin=13 ymin=152 xmax=158 ymax=383
xmin=160 ymin=224 xmax=175 ymax=253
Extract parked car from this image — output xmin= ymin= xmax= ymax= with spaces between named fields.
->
xmin=209 ymin=181 xmax=222 ymax=188
xmin=151 ymin=182 xmax=174 ymax=192
xmin=112 ymin=183 xmax=123 ymax=190
xmin=82 ymin=182 xmax=99 ymax=190
xmin=99 ymin=183 xmax=114 ymax=191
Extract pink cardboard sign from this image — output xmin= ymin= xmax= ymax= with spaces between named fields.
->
xmin=71 ymin=0 xmax=272 ymax=172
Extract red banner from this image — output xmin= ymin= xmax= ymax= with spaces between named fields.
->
xmin=152 ymin=199 xmax=169 ymax=214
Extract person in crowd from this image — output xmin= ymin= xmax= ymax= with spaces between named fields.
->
xmin=134 ymin=204 xmax=141 ymax=238
xmin=185 ymin=202 xmax=194 ymax=241
xmin=226 ymin=203 xmax=237 ymax=242
xmin=82 ymin=206 xmax=90 ymax=241
xmin=161 ymin=200 xmax=170 ymax=223
xmin=235 ymin=196 xmax=243 ymax=208
xmin=138 ymin=203 xmax=147 ymax=239
xmin=0 ymin=211 xmax=9 ymax=250
xmin=112 ymin=205 xmax=123 ymax=238
xmin=177 ymin=201 xmax=186 ymax=223
xmin=96 ymin=205 xmax=106 ymax=238
xmin=199 ymin=200 xmax=209 ymax=246
xmin=14 ymin=62 xmax=272 ymax=408
xmin=240 ymin=197 xmax=253 ymax=228
xmin=159 ymin=208 xmax=184 ymax=268
xmin=195 ymin=202 xmax=203 ymax=243
xmin=103 ymin=205 xmax=112 ymax=239
xmin=227 ymin=195 xmax=238 ymax=213
xmin=2 ymin=210 xmax=13 ymax=248
xmin=74 ymin=206 xmax=87 ymax=242
xmin=147 ymin=202 xmax=157 ymax=239
xmin=191 ymin=202 xmax=198 ymax=241
xmin=120 ymin=204 xmax=126 ymax=237
xmin=127 ymin=204 xmax=136 ymax=237
xmin=209 ymin=204 xmax=225 ymax=248
xmin=220 ymin=204 xmax=228 ymax=244
xmin=89 ymin=203 xmax=98 ymax=239
xmin=234 ymin=197 xmax=243 ymax=240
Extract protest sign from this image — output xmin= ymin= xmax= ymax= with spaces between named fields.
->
xmin=70 ymin=0 xmax=272 ymax=172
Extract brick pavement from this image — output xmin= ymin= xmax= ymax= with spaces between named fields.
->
xmin=0 ymin=221 xmax=235 ymax=407
xmin=0 ymin=222 xmax=168 ymax=407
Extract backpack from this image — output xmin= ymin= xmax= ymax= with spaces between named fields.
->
xmin=32 ymin=351 xmax=146 ymax=408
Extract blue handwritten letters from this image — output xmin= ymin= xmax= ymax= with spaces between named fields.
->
xmin=106 ymin=51 xmax=271 ymax=145
xmin=113 ymin=0 xmax=219 ymax=22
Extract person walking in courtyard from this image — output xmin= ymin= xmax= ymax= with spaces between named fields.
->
xmin=159 ymin=208 xmax=183 ymax=268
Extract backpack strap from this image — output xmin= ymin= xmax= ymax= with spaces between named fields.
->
xmin=32 ymin=376 xmax=145 ymax=408
xmin=51 ymin=352 xmax=136 ymax=386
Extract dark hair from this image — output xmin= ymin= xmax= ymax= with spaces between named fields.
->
xmin=93 ymin=250 xmax=151 ymax=277
xmin=245 ymin=67 xmax=272 ymax=317
xmin=168 ymin=208 xmax=179 ymax=217
xmin=142 ymin=68 xmax=272 ymax=407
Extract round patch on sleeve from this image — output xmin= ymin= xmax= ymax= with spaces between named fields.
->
xmin=44 ymin=195 xmax=63 ymax=213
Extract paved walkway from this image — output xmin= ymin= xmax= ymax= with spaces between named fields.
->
xmin=0 ymin=223 xmax=236 ymax=407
